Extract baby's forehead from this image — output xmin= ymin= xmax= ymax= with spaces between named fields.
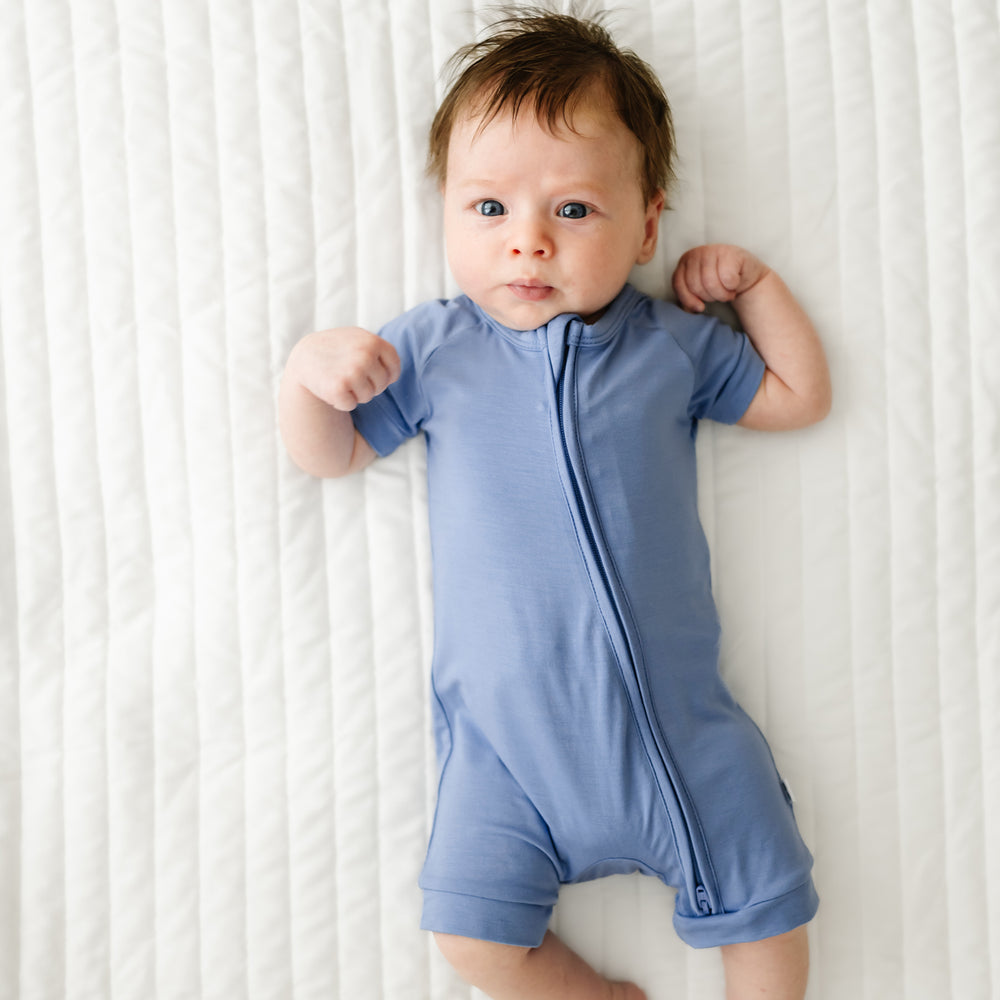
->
xmin=457 ymin=77 xmax=620 ymax=139
xmin=444 ymin=96 xmax=647 ymax=196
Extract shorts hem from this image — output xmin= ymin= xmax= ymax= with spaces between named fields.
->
xmin=421 ymin=887 xmax=552 ymax=948
xmin=673 ymin=878 xmax=819 ymax=949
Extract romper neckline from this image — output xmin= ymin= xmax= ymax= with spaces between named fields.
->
xmin=465 ymin=284 xmax=643 ymax=350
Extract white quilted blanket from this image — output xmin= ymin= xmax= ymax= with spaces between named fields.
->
xmin=1 ymin=2 xmax=997 ymax=998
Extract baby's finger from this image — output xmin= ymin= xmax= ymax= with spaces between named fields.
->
xmin=347 ymin=339 xmax=399 ymax=405
xmin=323 ymin=365 xmax=380 ymax=411
xmin=717 ymin=250 xmax=744 ymax=294
xmin=673 ymin=253 xmax=707 ymax=312
xmin=377 ymin=341 xmax=402 ymax=386
xmin=672 ymin=272 xmax=704 ymax=312
xmin=698 ymin=248 xmax=736 ymax=303
xmin=326 ymin=378 xmax=364 ymax=412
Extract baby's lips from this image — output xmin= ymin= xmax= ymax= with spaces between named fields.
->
xmin=508 ymin=282 xmax=554 ymax=302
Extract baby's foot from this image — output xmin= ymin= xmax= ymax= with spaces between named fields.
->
xmin=609 ymin=981 xmax=647 ymax=1000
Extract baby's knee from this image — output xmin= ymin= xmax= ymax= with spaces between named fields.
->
xmin=433 ymin=931 xmax=532 ymax=982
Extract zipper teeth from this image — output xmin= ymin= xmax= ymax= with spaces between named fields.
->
xmin=556 ymin=346 xmax=712 ymax=913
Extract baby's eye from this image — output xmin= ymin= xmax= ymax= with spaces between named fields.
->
xmin=475 ymin=199 xmax=506 ymax=217
xmin=557 ymin=202 xmax=591 ymax=220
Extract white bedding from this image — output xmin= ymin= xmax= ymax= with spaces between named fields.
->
xmin=1 ymin=1 xmax=997 ymax=998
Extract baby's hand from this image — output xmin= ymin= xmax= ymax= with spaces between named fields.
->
xmin=672 ymin=244 xmax=770 ymax=313
xmin=288 ymin=326 xmax=401 ymax=411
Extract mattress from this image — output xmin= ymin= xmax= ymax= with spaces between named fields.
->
xmin=1 ymin=1 xmax=997 ymax=998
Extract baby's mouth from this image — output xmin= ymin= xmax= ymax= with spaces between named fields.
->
xmin=508 ymin=282 xmax=554 ymax=302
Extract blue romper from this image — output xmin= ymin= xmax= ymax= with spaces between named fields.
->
xmin=352 ymin=284 xmax=819 ymax=949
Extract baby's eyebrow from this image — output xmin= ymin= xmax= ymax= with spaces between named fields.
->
xmin=557 ymin=182 xmax=606 ymax=196
xmin=453 ymin=178 xmax=607 ymax=195
xmin=453 ymin=178 xmax=501 ymax=190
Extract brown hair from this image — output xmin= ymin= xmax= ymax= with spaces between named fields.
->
xmin=427 ymin=6 xmax=675 ymax=204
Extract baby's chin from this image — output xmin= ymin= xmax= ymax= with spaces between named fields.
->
xmin=475 ymin=292 xmax=613 ymax=331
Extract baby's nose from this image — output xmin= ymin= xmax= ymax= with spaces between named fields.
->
xmin=510 ymin=220 xmax=553 ymax=257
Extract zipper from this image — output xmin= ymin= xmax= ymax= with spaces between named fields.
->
xmin=554 ymin=335 xmax=716 ymax=917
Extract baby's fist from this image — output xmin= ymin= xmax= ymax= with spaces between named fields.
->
xmin=672 ymin=244 xmax=769 ymax=313
xmin=291 ymin=326 xmax=401 ymax=412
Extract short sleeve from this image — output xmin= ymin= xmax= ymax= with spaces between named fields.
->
xmin=670 ymin=308 xmax=766 ymax=424
xmin=350 ymin=304 xmax=438 ymax=457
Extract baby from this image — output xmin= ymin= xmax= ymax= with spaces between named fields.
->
xmin=280 ymin=10 xmax=831 ymax=1000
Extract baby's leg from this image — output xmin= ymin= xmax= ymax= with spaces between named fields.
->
xmin=719 ymin=926 xmax=809 ymax=1000
xmin=434 ymin=930 xmax=645 ymax=1000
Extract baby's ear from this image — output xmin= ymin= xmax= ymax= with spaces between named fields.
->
xmin=637 ymin=189 xmax=665 ymax=264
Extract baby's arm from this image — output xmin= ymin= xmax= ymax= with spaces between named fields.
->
xmin=278 ymin=326 xmax=400 ymax=477
xmin=672 ymin=244 xmax=832 ymax=431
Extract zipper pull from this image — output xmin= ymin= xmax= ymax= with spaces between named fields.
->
xmin=695 ymin=885 xmax=711 ymax=914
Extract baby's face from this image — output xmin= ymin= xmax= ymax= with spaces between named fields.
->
xmin=442 ymin=97 xmax=663 ymax=330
